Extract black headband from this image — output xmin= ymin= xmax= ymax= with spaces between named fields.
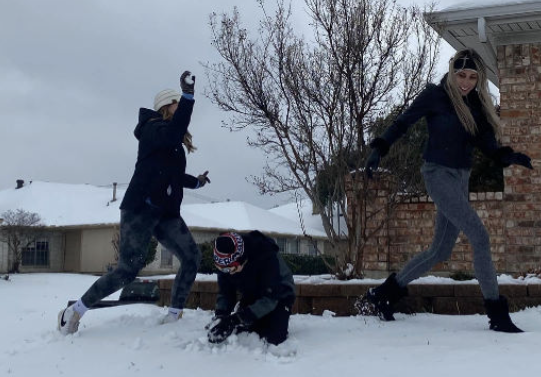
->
xmin=453 ymin=55 xmax=477 ymax=72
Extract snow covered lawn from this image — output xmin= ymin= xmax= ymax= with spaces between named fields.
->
xmin=1 ymin=273 xmax=540 ymax=377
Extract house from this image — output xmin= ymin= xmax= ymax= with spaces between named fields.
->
xmin=0 ymin=181 xmax=328 ymax=274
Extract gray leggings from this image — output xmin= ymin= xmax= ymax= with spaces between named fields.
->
xmin=81 ymin=207 xmax=201 ymax=309
xmin=395 ymin=162 xmax=499 ymax=300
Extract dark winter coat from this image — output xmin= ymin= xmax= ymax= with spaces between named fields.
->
xmin=215 ymin=231 xmax=296 ymax=320
xmin=120 ymin=96 xmax=197 ymax=217
xmin=379 ymin=75 xmax=500 ymax=169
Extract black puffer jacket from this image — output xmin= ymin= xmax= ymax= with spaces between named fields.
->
xmin=120 ymin=96 xmax=197 ymax=217
xmin=215 ymin=231 xmax=296 ymax=320
xmin=379 ymin=75 xmax=500 ymax=169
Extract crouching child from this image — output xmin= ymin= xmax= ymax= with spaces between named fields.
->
xmin=207 ymin=231 xmax=296 ymax=345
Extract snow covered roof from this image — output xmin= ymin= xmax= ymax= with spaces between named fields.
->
xmin=425 ymin=0 xmax=541 ymax=86
xmin=270 ymin=200 xmax=348 ymax=237
xmin=0 ymin=181 xmax=327 ymax=238
xmin=0 ymin=181 xmax=122 ymax=227
xmin=186 ymin=201 xmax=326 ymax=237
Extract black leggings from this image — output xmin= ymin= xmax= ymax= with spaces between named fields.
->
xmin=396 ymin=162 xmax=499 ymax=299
xmin=81 ymin=207 xmax=201 ymax=309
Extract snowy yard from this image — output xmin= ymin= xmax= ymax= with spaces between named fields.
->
xmin=1 ymin=273 xmax=541 ymax=377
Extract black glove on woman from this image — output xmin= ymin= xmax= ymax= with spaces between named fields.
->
xmin=197 ymin=171 xmax=211 ymax=188
xmin=494 ymin=147 xmax=533 ymax=169
xmin=365 ymin=150 xmax=381 ymax=179
xmin=180 ymin=71 xmax=195 ymax=95
xmin=365 ymin=138 xmax=390 ymax=179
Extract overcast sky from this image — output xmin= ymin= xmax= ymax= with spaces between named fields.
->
xmin=0 ymin=0 xmax=469 ymax=208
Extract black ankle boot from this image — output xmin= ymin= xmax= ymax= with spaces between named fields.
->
xmin=365 ymin=273 xmax=408 ymax=321
xmin=484 ymin=296 xmax=523 ymax=333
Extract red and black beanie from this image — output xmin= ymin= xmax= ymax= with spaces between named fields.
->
xmin=213 ymin=232 xmax=245 ymax=269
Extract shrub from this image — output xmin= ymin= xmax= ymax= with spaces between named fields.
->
xmin=198 ymin=242 xmax=218 ymax=274
xmin=281 ymin=254 xmax=335 ymax=275
xmin=449 ymin=271 xmax=475 ymax=281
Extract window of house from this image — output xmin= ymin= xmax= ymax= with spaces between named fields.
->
xmin=275 ymin=237 xmax=287 ymax=254
xmin=22 ymin=240 xmax=49 ymax=267
xmin=160 ymin=247 xmax=173 ymax=268
xmin=288 ymin=238 xmax=300 ymax=255
xmin=308 ymin=240 xmax=318 ymax=256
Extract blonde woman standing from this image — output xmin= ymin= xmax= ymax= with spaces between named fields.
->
xmin=364 ymin=49 xmax=532 ymax=333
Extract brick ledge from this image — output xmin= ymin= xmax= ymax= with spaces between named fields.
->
xmin=157 ymin=280 xmax=541 ymax=316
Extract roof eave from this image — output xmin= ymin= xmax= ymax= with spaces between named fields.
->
xmin=426 ymin=3 xmax=541 ymax=24
xmin=424 ymin=2 xmax=541 ymax=88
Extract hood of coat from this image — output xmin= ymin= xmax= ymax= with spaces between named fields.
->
xmin=240 ymin=230 xmax=279 ymax=265
xmin=134 ymin=108 xmax=162 ymax=140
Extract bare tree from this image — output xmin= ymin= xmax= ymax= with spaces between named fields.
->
xmin=0 ymin=209 xmax=43 ymax=273
xmin=205 ymin=0 xmax=440 ymax=278
xmin=109 ymin=225 xmax=121 ymax=271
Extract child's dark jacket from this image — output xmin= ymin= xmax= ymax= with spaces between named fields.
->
xmin=215 ymin=231 xmax=296 ymax=320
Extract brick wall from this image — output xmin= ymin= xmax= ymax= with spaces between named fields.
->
xmin=383 ymin=194 xmax=507 ymax=274
xmin=357 ymin=182 xmax=509 ymax=276
xmin=499 ymin=43 xmax=541 ymax=274
xmin=350 ymin=42 xmax=541 ymax=277
xmin=158 ymin=279 xmax=541 ymax=316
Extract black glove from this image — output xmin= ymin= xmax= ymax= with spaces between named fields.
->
xmin=365 ymin=149 xmax=381 ymax=179
xmin=204 ymin=312 xmax=228 ymax=330
xmin=207 ymin=309 xmax=255 ymax=344
xmin=180 ymin=71 xmax=195 ymax=95
xmin=501 ymin=152 xmax=533 ymax=170
xmin=207 ymin=314 xmax=241 ymax=344
xmin=365 ymin=138 xmax=389 ymax=179
xmin=197 ymin=171 xmax=211 ymax=188
xmin=495 ymin=147 xmax=533 ymax=169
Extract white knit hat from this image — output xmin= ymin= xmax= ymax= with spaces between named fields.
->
xmin=153 ymin=89 xmax=181 ymax=111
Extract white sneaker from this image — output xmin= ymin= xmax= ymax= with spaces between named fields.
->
xmin=57 ymin=305 xmax=81 ymax=335
xmin=160 ymin=310 xmax=183 ymax=324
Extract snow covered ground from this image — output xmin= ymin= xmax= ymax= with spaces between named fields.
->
xmin=1 ymin=273 xmax=541 ymax=377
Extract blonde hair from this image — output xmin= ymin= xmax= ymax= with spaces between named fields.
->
xmin=158 ymin=101 xmax=197 ymax=153
xmin=444 ymin=48 xmax=501 ymax=138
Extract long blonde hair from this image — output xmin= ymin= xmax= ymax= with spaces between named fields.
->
xmin=158 ymin=101 xmax=197 ymax=153
xmin=444 ymin=48 xmax=501 ymax=138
